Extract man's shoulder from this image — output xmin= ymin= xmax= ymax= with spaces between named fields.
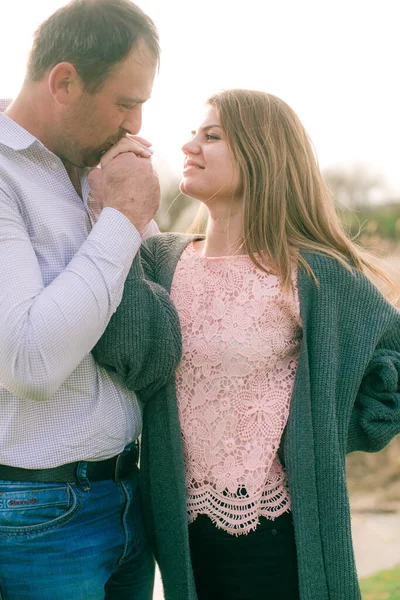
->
xmin=0 ymin=150 xmax=25 ymax=207
xmin=0 ymin=160 xmax=18 ymax=203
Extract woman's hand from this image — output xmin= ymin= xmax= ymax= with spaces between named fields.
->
xmin=100 ymin=135 xmax=153 ymax=168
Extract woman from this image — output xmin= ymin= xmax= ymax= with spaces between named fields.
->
xmin=93 ymin=89 xmax=400 ymax=600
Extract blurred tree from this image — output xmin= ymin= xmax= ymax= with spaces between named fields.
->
xmin=155 ymin=159 xmax=397 ymax=238
xmin=339 ymin=202 xmax=400 ymax=248
xmin=155 ymin=178 xmax=199 ymax=232
xmin=153 ymin=156 xmax=199 ymax=232
xmin=323 ymin=163 xmax=386 ymax=208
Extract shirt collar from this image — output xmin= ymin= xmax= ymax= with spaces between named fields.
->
xmin=0 ymin=98 xmax=12 ymax=112
xmin=0 ymin=99 xmax=91 ymax=189
xmin=0 ymin=99 xmax=41 ymax=151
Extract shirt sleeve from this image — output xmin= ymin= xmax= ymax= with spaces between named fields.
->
xmin=0 ymin=189 xmax=141 ymax=401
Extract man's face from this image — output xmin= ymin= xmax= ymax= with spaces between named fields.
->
xmin=57 ymin=40 xmax=156 ymax=168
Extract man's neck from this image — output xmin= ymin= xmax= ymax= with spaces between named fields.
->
xmin=4 ymin=88 xmax=83 ymax=198
xmin=5 ymin=86 xmax=57 ymax=154
xmin=65 ymin=163 xmax=83 ymax=198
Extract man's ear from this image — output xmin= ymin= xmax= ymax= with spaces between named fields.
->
xmin=48 ymin=62 xmax=82 ymax=106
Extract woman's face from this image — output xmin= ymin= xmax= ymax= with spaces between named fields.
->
xmin=180 ymin=105 xmax=241 ymax=205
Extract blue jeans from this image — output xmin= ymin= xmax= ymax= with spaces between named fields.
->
xmin=0 ymin=463 xmax=154 ymax=599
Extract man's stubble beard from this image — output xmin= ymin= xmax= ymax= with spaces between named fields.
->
xmin=56 ymin=103 xmax=101 ymax=168
xmin=56 ymin=124 xmax=102 ymax=169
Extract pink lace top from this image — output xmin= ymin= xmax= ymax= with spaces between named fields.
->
xmin=170 ymin=242 xmax=303 ymax=535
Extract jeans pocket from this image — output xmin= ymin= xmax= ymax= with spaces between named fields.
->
xmin=0 ymin=482 xmax=80 ymax=537
xmin=121 ymin=469 xmax=149 ymax=553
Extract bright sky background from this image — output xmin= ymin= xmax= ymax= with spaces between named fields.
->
xmin=1 ymin=0 xmax=399 ymax=197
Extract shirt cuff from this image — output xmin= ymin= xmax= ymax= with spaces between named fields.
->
xmin=90 ymin=207 xmax=142 ymax=262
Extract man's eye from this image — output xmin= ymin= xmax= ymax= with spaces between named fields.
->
xmin=205 ymin=134 xmax=220 ymax=141
xmin=120 ymin=104 xmax=136 ymax=110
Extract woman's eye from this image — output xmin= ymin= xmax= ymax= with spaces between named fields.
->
xmin=205 ymin=134 xmax=220 ymax=141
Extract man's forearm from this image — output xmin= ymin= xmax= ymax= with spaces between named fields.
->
xmin=0 ymin=203 xmax=141 ymax=401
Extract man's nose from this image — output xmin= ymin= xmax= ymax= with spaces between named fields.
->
xmin=121 ymin=108 xmax=143 ymax=136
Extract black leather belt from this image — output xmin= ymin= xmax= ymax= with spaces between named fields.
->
xmin=0 ymin=443 xmax=139 ymax=483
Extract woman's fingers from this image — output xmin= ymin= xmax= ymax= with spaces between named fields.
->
xmin=126 ymin=134 xmax=153 ymax=148
xmin=100 ymin=136 xmax=153 ymax=168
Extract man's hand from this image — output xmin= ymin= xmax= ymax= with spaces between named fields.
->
xmin=88 ymin=136 xmax=160 ymax=234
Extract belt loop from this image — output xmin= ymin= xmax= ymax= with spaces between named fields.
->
xmin=114 ymin=454 xmax=123 ymax=483
xmin=76 ymin=461 xmax=90 ymax=490
xmin=114 ymin=443 xmax=139 ymax=482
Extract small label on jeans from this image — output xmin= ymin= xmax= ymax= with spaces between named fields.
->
xmin=7 ymin=498 xmax=38 ymax=507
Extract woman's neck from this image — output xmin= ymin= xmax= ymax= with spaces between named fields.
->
xmin=195 ymin=207 xmax=245 ymax=257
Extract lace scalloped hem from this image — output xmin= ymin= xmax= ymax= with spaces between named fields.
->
xmin=187 ymin=483 xmax=291 ymax=536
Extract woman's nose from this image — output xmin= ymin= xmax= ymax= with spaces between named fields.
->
xmin=182 ymin=138 xmax=200 ymax=155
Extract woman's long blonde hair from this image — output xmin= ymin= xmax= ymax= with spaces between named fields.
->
xmin=194 ymin=89 xmax=395 ymax=295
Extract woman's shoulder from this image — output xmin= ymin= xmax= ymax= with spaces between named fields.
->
xmin=301 ymin=251 xmax=379 ymax=290
xmin=141 ymin=233 xmax=201 ymax=288
xmin=300 ymin=251 xmax=399 ymax=319
xmin=142 ymin=233 xmax=197 ymax=266
xmin=143 ymin=232 xmax=194 ymax=252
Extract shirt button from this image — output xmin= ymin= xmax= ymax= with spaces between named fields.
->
xmin=50 ymin=162 xmax=58 ymax=170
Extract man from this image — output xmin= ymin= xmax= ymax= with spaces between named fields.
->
xmin=0 ymin=1 xmax=170 ymax=598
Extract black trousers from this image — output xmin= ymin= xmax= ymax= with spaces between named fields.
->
xmin=188 ymin=511 xmax=300 ymax=600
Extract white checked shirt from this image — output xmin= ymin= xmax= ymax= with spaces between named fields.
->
xmin=0 ymin=100 xmax=158 ymax=468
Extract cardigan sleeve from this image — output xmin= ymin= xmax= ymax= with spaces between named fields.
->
xmin=92 ymin=248 xmax=182 ymax=401
xmin=347 ymin=344 xmax=400 ymax=453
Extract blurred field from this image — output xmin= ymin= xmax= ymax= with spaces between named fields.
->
xmin=360 ymin=564 xmax=400 ymax=600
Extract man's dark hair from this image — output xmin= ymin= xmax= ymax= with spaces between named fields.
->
xmin=26 ymin=0 xmax=160 ymax=93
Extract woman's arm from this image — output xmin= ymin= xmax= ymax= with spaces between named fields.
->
xmin=347 ymin=320 xmax=400 ymax=453
xmin=92 ymin=246 xmax=182 ymax=400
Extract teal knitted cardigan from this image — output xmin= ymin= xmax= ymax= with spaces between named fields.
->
xmin=93 ymin=233 xmax=400 ymax=600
